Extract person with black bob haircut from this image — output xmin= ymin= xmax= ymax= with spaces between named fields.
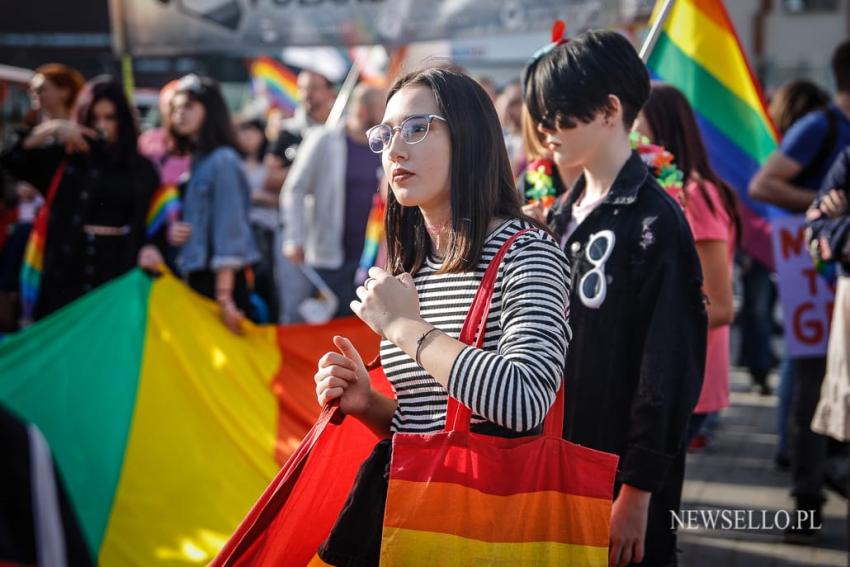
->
xmin=312 ymin=65 xmax=572 ymax=564
xmin=168 ymin=74 xmax=259 ymax=334
xmin=524 ymin=29 xmax=707 ymax=566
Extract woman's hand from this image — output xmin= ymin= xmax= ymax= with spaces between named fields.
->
xmin=522 ymin=200 xmax=546 ymax=223
xmin=351 ymin=266 xmax=422 ymax=341
xmin=608 ymin=484 xmax=651 ymax=567
xmin=167 ymin=221 xmax=193 ymax=246
xmin=314 ymin=336 xmax=374 ymax=416
xmin=219 ymin=298 xmax=245 ymax=335
xmin=819 ymin=188 xmax=848 ymax=219
xmin=137 ymin=244 xmax=164 ymax=273
xmin=25 ymin=120 xmax=99 ymax=153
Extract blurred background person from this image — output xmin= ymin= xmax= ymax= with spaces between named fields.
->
xmin=1 ymin=76 xmax=159 ymax=321
xmin=27 ymin=64 xmax=85 ymax=124
xmin=495 ymin=80 xmax=524 ymax=175
xmin=764 ymin=78 xmax=831 ymax=469
xmin=137 ymin=79 xmax=190 ymax=187
xmin=169 ymin=74 xmax=259 ymax=334
xmin=280 ymin=83 xmax=384 ymax=322
xmin=0 ymin=64 xmax=85 ymax=330
xmin=265 ymin=70 xmax=336 ymax=195
xmin=237 ymin=116 xmax=280 ymax=322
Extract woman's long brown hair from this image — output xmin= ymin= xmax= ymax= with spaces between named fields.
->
xmin=641 ymin=83 xmax=742 ymax=244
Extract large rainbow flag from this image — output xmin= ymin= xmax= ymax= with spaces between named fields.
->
xmin=0 ymin=269 xmax=379 ymax=565
xmin=646 ymin=0 xmax=783 ymax=268
xmin=249 ymin=56 xmax=299 ymax=114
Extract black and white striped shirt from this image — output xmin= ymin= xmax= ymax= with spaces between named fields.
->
xmin=381 ymin=218 xmax=571 ymax=434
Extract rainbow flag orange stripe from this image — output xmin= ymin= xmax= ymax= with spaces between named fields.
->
xmin=384 ymin=480 xmax=611 ymax=546
xmin=646 ymin=0 xmax=783 ymax=267
xmin=250 ymin=56 xmax=299 ymax=113
xmin=146 ymin=184 xmax=181 ymax=238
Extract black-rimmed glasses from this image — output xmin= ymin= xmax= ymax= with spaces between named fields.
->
xmin=366 ymin=114 xmax=446 ymax=154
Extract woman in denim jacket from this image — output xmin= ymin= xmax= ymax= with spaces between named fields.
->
xmin=169 ymin=74 xmax=259 ymax=334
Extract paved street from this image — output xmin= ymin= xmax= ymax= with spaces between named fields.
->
xmin=679 ymin=367 xmax=848 ymax=566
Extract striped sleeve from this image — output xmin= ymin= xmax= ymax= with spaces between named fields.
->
xmin=447 ymin=230 xmax=571 ymax=432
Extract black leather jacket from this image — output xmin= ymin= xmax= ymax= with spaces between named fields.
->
xmin=549 ymin=151 xmax=707 ymax=494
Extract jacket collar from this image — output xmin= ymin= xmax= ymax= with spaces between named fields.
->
xmin=563 ymin=150 xmax=649 ymax=210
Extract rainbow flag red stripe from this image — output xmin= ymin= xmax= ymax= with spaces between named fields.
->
xmin=250 ymin=56 xmax=299 ymax=114
xmin=646 ymin=0 xmax=783 ymax=268
xmin=145 ymin=184 xmax=181 ymax=238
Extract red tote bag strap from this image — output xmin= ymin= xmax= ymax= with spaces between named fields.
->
xmin=444 ymin=227 xmax=565 ymax=436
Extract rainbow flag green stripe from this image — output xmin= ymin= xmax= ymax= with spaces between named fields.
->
xmin=0 ymin=272 xmax=151 ymax=554
xmin=649 ymin=32 xmax=775 ymax=164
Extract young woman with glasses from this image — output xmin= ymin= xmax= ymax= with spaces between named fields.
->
xmin=312 ymin=66 xmax=571 ymax=564
xmin=523 ymin=30 xmax=707 ymax=567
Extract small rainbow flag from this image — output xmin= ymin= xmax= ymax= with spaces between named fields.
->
xmin=249 ymin=56 xmax=299 ymax=114
xmin=20 ymin=162 xmax=67 ymax=321
xmin=646 ymin=0 xmax=783 ymax=269
xmin=146 ymin=184 xmax=181 ymax=239
xmin=356 ymin=192 xmax=386 ymax=283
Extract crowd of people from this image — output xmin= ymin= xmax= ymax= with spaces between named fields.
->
xmin=0 ymin=28 xmax=848 ymax=567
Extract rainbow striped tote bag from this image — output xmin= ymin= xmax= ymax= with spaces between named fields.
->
xmin=380 ymin=230 xmax=619 ymax=566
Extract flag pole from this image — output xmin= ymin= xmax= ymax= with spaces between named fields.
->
xmin=639 ymin=0 xmax=676 ymax=62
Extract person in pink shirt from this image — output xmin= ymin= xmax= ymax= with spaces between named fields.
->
xmin=634 ymin=84 xmax=741 ymax=447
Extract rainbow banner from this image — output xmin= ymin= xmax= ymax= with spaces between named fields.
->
xmin=249 ymin=56 xmax=299 ymax=114
xmin=146 ymin=184 xmax=181 ymax=238
xmin=0 ymin=269 xmax=379 ymax=565
xmin=646 ymin=0 xmax=783 ymax=268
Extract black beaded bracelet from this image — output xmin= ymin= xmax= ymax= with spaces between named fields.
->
xmin=415 ymin=327 xmax=441 ymax=367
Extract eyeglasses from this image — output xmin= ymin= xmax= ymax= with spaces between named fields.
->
xmin=366 ymin=114 xmax=446 ymax=154
xmin=578 ymin=230 xmax=615 ymax=309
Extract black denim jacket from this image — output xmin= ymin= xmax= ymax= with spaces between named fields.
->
xmin=548 ymin=152 xmax=707 ymax=494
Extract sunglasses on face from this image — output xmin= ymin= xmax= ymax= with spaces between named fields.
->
xmin=366 ymin=114 xmax=446 ymax=154
xmin=579 ymin=230 xmax=615 ymax=309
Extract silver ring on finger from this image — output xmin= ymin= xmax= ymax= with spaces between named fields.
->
xmin=364 ymin=277 xmax=375 ymax=289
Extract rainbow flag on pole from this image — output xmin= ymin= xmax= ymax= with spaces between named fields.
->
xmin=249 ymin=56 xmax=299 ymax=114
xmin=646 ymin=0 xmax=783 ymax=268
xmin=0 ymin=269 xmax=378 ymax=565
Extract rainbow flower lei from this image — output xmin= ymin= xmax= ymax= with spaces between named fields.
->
xmin=524 ymin=158 xmax=558 ymax=208
xmin=630 ymin=131 xmax=685 ymax=197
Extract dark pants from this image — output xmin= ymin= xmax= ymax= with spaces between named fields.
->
xmin=791 ymin=356 xmax=828 ymax=504
xmin=250 ymin=224 xmax=280 ymax=323
xmin=316 ymin=260 xmax=359 ymax=319
xmin=738 ymin=256 xmax=776 ymax=383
